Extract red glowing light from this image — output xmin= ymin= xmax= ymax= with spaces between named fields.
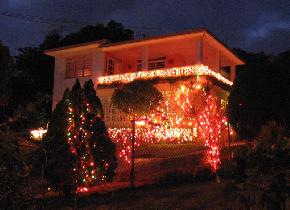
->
xmin=108 ymin=81 xmax=228 ymax=170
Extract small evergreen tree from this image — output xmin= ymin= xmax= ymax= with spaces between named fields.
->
xmin=38 ymin=79 xmax=116 ymax=194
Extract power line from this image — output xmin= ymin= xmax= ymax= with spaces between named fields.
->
xmin=0 ymin=11 xmax=86 ymax=28
xmin=0 ymin=10 xmax=189 ymax=33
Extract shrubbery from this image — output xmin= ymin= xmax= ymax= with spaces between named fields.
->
xmin=217 ymin=121 xmax=289 ymax=209
xmin=0 ymin=132 xmax=30 ymax=209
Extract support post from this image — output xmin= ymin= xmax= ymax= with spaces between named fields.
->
xmin=141 ymin=46 xmax=148 ymax=71
xmin=227 ymin=122 xmax=231 ymax=160
xmin=130 ymin=116 xmax=135 ymax=188
xmin=230 ymin=65 xmax=236 ymax=82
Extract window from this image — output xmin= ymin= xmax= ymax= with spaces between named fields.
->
xmin=107 ymin=58 xmax=115 ymax=75
xmin=137 ymin=57 xmax=166 ymax=71
xmin=65 ymin=54 xmax=92 ymax=78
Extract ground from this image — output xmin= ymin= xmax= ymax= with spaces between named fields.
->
xmin=41 ymin=181 xmax=225 ymax=209
xmin=115 ymin=143 xmax=204 ymax=183
xmin=40 ymin=180 xmax=290 ymax=210
xmin=77 ymin=182 xmax=223 ymax=210
xmin=26 ymin=140 xmax=290 ymax=209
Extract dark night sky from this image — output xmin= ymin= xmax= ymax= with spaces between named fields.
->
xmin=0 ymin=0 xmax=289 ymax=55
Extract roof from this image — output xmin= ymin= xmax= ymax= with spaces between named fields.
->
xmin=44 ymin=40 xmax=107 ymax=56
xmin=44 ymin=28 xmax=244 ymax=64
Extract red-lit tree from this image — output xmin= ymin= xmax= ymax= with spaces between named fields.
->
xmin=197 ymin=93 xmax=227 ymax=170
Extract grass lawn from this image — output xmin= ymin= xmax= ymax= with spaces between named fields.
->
xmin=40 ymin=181 xmax=225 ymax=209
xmin=81 ymin=182 xmax=223 ymax=210
xmin=135 ymin=142 xmax=204 ymax=158
xmin=39 ymin=180 xmax=290 ymax=209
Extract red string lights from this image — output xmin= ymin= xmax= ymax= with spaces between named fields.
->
xmin=108 ymin=79 xmax=229 ymax=170
xmin=66 ymin=100 xmax=110 ymax=192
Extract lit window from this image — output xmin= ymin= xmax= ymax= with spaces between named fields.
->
xmin=65 ymin=54 xmax=92 ymax=78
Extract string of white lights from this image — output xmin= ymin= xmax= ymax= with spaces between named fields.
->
xmin=98 ymin=65 xmax=233 ymax=86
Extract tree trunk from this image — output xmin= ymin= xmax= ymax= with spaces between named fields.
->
xmin=130 ymin=116 xmax=135 ymax=188
xmin=227 ymin=122 xmax=231 ymax=160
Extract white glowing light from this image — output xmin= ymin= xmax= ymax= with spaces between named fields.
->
xmin=30 ymin=128 xmax=47 ymax=140
xmin=98 ymin=65 xmax=233 ymax=86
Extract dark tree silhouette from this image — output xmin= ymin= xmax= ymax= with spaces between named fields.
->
xmin=0 ymin=41 xmax=14 ymax=123
xmin=4 ymin=21 xmax=133 ymax=130
xmin=35 ymin=80 xmax=117 ymax=195
xmin=228 ymin=49 xmax=290 ymax=139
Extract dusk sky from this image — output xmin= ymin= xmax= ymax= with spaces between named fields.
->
xmin=0 ymin=0 xmax=289 ymax=55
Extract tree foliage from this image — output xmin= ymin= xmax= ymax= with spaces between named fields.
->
xmin=0 ymin=20 xmax=133 ymax=130
xmin=0 ymin=41 xmax=14 ymax=123
xmin=58 ymin=21 xmax=133 ymax=48
xmin=217 ymin=121 xmax=289 ymax=209
xmin=33 ymin=80 xmax=117 ymax=194
xmin=0 ymin=132 xmax=29 ymax=209
xmin=111 ymin=80 xmax=163 ymax=117
xmin=111 ymin=80 xmax=163 ymax=187
xmin=228 ymin=49 xmax=290 ymax=139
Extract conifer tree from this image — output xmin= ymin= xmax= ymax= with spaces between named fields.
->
xmin=40 ymin=79 xmax=116 ymax=194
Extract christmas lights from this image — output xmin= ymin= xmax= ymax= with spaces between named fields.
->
xmin=30 ymin=128 xmax=47 ymax=140
xmin=65 ymin=99 xmax=112 ymax=192
xmin=108 ymin=81 xmax=228 ymax=170
xmin=98 ymin=65 xmax=233 ymax=86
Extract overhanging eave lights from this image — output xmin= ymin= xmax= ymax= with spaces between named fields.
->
xmin=98 ymin=65 xmax=233 ymax=86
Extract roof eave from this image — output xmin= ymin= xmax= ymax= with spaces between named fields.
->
xmin=44 ymin=39 xmax=107 ymax=57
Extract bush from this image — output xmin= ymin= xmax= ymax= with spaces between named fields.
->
xmin=216 ymin=159 xmax=235 ymax=179
xmin=257 ymin=121 xmax=285 ymax=145
xmin=0 ymin=132 xmax=30 ymax=209
xmin=194 ymin=166 xmax=214 ymax=182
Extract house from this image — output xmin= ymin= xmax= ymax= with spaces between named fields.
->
xmin=45 ymin=29 xmax=244 ymax=129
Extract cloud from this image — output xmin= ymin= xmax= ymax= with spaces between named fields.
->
xmin=246 ymin=27 xmax=290 ymax=53
xmin=0 ymin=0 xmax=290 ymax=54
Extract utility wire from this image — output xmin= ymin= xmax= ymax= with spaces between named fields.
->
xmin=0 ymin=10 xmax=189 ymax=33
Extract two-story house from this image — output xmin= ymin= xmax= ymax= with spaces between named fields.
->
xmin=45 ymin=29 xmax=244 ymax=129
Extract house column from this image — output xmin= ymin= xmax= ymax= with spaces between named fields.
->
xmin=195 ymin=36 xmax=204 ymax=64
xmin=230 ymin=65 xmax=236 ymax=82
xmin=93 ymin=49 xmax=105 ymax=86
xmin=141 ymin=46 xmax=148 ymax=70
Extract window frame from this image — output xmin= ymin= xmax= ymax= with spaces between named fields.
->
xmin=137 ymin=56 xmax=166 ymax=71
xmin=106 ymin=57 xmax=115 ymax=75
xmin=65 ymin=54 xmax=92 ymax=78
